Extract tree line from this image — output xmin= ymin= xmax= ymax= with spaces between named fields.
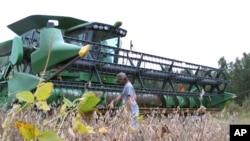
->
xmin=218 ymin=52 xmax=250 ymax=105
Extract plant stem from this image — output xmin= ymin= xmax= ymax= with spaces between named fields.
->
xmin=43 ymin=114 xmax=62 ymax=126
xmin=57 ymin=113 xmax=68 ymax=135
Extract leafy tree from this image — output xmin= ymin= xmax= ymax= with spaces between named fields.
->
xmin=218 ymin=57 xmax=233 ymax=92
xmin=219 ymin=53 xmax=250 ymax=105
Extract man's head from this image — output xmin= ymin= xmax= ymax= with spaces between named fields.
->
xmin=116 ymin=72 xmax=128 ymax=85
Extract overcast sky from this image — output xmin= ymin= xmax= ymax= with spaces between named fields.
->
xmin=1 ymin=0 xmax=250 ymax=68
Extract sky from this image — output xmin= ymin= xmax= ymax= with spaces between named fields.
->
xmin=1 ymin=0 xmax=250 ymax=68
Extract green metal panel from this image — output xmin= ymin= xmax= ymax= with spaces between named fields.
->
xmin=98 ymin=92 xmax=107 ymax=106
xmin=164 ymin=96 xmax=178 ymax=107
xmin=0 ymin=83 xmax=8 ymax=108
xmin=31 ymin=28 xmax=82 ymax=73
xmin=200 ymin=97 xmax=210 ymax=107
xmin=79 ymin=72 xmax=89 ymax=81
xmin=47 ymin=87 xmax=83 ymax=104
xmin=78 ymin=72 xmax=117 ymax=84
xmin=188 ymin=97 xmax=200 ymax=108
xmin=177 ymin=96 xmax=190 ymax=107
xmin=10 ymin=37 xmax=23 ymax=65
xmin=8 ymin=72 xmax=41 ymax=94
xmin=7 ymin=72 xmax=41 ymax=103
xmin=60 ymin=71 xmax=80 ymax=77
xmin=47 ymin=88 xmax=63 ymax=104
xmin=0 ymin=63 xmax=12 ymax=81
xmin=206 ymin=92 xmax=236 ymax=110
xmin=0 ymin=40 xmax=12 ymax=57
xmin=47 ymin=88 xmax=108 ymax=107
xmin=7 ymin=15 xmax=87 ymax=35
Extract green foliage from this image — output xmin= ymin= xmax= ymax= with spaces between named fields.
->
xmin=63 ymin=97 xmax=74 ymax=108
xmin=238 ymin=111 xmax=250 ymax=124
xmin=1 ymin=81 xmax=101 ymax=141
xmin=241 ymin=96 xmax=250 ymax=111
xmin=15 ymin=121 xmax=62 ymax=141
xmin=224 ymin=98 xmax=250 ymax=124
xmin=218 ymin=53 xmax=250 ymax=104
xmin=233 ymin=54 xmax=250 ymax=92
xmin=78 ymin=92 xmax=100 ymax=114
xmin=38 ymin=131 xmax=61 ymax=141
xmin=16 ymin=91 xmax=34 ymax=103
xmin=224 ymin=100 xmax=242 ymax=114
xmin=15 ymin=82 xmax=53 ymax=111
xmin=73 ymin=114 xmax=95 ymax=134
xmin=60 ymin=97 xmax=75 ymax=115
xmin=35 ymin=82 xmax=53 ymax=101
xmin=15 ymin=121 xmax=40 ymax=140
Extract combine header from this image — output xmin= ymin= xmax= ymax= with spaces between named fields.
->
xmin=0 ymin=15 xmax=235 ymax=113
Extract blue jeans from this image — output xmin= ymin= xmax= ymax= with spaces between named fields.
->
xmin=132 ymin=108 xmax=140 ymax=130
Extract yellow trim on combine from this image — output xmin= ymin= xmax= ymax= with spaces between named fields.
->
xmin=79 ymin=44 xmax=91 ymax=58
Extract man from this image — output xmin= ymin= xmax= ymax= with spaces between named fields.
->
xmin=108 ymin=72 xmax=139 ymax=129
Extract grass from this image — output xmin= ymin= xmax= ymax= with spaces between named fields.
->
xmin=238 ymin=112 xmax=250 ymax=124
xmin=0 ymin=106 xmax=245 ymax=141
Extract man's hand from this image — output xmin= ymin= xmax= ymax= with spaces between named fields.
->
xmin=107 ymin=100 xmax=114 ymax=109
xmin=107 ymin=95 xmax=121 ymax=109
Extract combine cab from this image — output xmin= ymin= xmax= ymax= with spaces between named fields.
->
xmin=0 ymin=15 xmax=235 ymax=113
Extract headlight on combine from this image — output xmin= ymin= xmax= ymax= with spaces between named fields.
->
xmin=104 ymin=25 xmax=109 ymax=30
xmin=90 ymin=23 xmax=126 ymax=36
xmin=119 ymin=29 xmax=127 ymax=36
xmin=92 ymin=24 xmax=110 ymax=31
xmin=99 ymin=25 xmax=104 ymax=30
xmin=93 ymin=24 xmax=99 ymax=29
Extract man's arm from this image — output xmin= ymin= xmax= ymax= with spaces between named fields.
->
xmin=107 ymin=95 xmax=121 ymax=108
xmin=125 ymin=95 xmax=133 ymax=111
xmin=113 ymin=95 xmax=121 ymax=105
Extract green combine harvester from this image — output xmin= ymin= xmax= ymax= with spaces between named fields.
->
xmin=0 ymin=15 xmax=235 ymax=114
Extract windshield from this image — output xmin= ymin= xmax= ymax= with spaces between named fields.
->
xmin=66 ymin=29 xmax=120 ymax=63
xmin=99 ymin=37 xmax=118 ymax=63
xmin=66 ymin=30 xmax=120 ymax=47
xmin=65 ymin=30 xmax=89 ymax=46
xmin=101 ymin=37 xmax=118 ymax=47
